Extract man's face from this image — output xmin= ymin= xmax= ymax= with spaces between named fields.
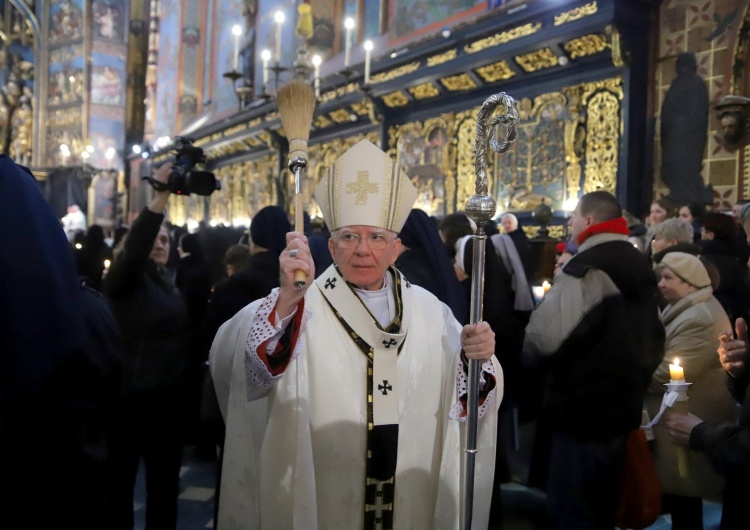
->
xmin=149 ymin=226 xmax=170 ymax=267
xmin=328 ymin=225 xmax=401 ymax=291
xmin=569 ymin=204 xmax=592 ymax=242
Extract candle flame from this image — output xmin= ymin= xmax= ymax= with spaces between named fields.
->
xmin=674 ymin=358 xmax=680 ymax=367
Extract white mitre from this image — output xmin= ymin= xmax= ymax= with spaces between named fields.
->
xmin=314 ymin=140 xmax=417 ymax=232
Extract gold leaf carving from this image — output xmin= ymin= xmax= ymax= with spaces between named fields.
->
xmin=583 ymin=90 xmax=619 ymax=195
xmin=439 ymin=74 xmax=477 ymax=91
xmin=475 ymin=61 xmax=516 ymax=83
xmin=465 ymin=22 xmax=542 ymax=54
xmin=329 ymin=109 xmax=353 ymax=123
xmin=369 ymin=62 xmax=421 ymax=84
xmin=515 ymin=48 xmax=559 ymax=73
xmin=350 ymin=100 xmax=372 ymax=116
xmin=427 ymin=49 xmax=457 ymax=67
xmin=313 ymin=114 xmax=333 ymax=128
xmin=248 ymin=118 xmax=262 ymax=128
xmin=554 ymin=1 xmax=598 ymax=26
xmin=408 ymin=83 xmax=440 ymax=100
xmin=564 ymin=34 xmax=609 ymax=59
xmin=382 ymin=91 xmax=410 ymax=108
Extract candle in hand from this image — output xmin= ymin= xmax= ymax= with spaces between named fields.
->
xmin=669 ymin=358 xmax=685 ymax=381
xmin=344 ymin=17 xmax=355 ymax=68
xmin=364 ymin=40 xmax=373 ymax=84
xmin=312 ymin=54 xmax=321 ymax=98
xmin=261 ymin=49 xmax=271 ymax=87
xmin=542 ymin=280 xmax=551 ymax=293
xmin=274 ymin=11 xmax=285 ymax=62
xmin=232 ymin=24 xmax=242 ymax=71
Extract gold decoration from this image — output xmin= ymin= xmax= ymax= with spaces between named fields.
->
xmin=564 ymin=34 xmax=609 ymax=59
xmin=382 ymin=91 xmax=409 ymax=108
xmin=439 ymin=74 xmax=477 ymax=91
xmin=475 ymin=61 xmax=516 ymax=83
xmin=225 ymin=123 xmax=248 ymax=136
xmin=583 ymin=90 xmax=619 ymax=195
xmin=329 ymin=109 xmax=353 ymax=123
xmin=369 ymin=62 xmax=421 ymax=84
xmin=248 ymin=118 xmax=262 ymax=128
xmin=346 ymin=170 xmax=379 ymax=204
xmin=465 ymin=22 xmax=542 ymax=54
xmin=408 ymin=83 xmax=440 ymax=100
xmin=456 ymin=111 xmax=478 ymax=211
xmin=350 ymin=100 xmax=372 ymax=116
xmin=515 ymin=48 xmax=559 ymax=72
xmin=313 ymin=114 xmax=333 ymax=128
xmin=607 ymin=25 xmax=624 ymax=67
xmin=554 ymin=1 xmax=598 ymax=26
xmin=427 ymin=49 xmax=457 ymax=67
xmin=521 ymin=225 xmax=565 ymax=240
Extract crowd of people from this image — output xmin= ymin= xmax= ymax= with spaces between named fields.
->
xmin=6 ymin=140 xmax=750 ymax=530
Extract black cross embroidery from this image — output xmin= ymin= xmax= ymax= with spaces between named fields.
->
xmin=378 ymin=380 xmax=393 ymax=395
xmin=405 ymin=280 xmax=411 ymax=288
xmin=325 ymin=277 xmax=337 ymax=289
xmin=382 ymin=338 xmax=397 ymax=349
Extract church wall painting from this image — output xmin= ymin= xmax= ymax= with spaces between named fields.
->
xmin=49 ymin=0 xmax=84 ymax=46
xmin=48 ymin=50 xmax=84 ymax=107
xmin=91 ymin=53 xmax=125 ymax=106
xmin=155 ymin=0 xmax=181 ymax=139
xmin=88 ymin=115 xmax=124 ymax=170
xmin=210 ymin=0 xmax=244 ymax=115
xmin=92 ymin=0 xmax=127 ymax=42
xmin=388 ymin=0 xmax=487 ymax=47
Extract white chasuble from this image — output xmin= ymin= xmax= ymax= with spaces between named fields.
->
xmin=210 ymin=264 xmax=503 ymax=530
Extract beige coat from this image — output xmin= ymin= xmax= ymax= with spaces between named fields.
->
xmin=646 ymin=287 xmax=736 ymax=498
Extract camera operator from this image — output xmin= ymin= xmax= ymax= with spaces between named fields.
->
xmin=105 ymin=162 xmax=190 ymax=530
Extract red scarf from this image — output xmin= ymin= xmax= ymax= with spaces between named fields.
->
xmin=577 ymin=216 xmax=630 ymax=245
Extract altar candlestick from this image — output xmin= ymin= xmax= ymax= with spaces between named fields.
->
xmin=669 ymin=358 xmax=685 ymax=381
xmin=344 ymin=17 xmax=355 ymax=68
xmin=261 ymin=49 xmax=271 ymax=86
xmin=274 ymin=11 xmax=285 ymax=62
xmin=232 ymin=25 xmax=242 ymax=71
xmin=312 ymin=54 xmax=321 ymax=98
xmin=364 ymin=40 xmax=373 ymax=83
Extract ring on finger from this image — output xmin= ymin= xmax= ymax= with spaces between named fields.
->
xmin=289 ymin=249 xmax=298 ymax=258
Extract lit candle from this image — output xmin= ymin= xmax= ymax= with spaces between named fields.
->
xmin=312 ymin=54 xmax=321 ymax=98
xmin=542 ymin=280 xmax=551 ymax=293
xmin=532 ymin=285 xmax=544 ymax=301
xmin=344 ymin=17 xmax=355 ymax=68
xmin=364 ymin=40 xmax=373 ymax=84
xmin=232 ymin=24 xmax=242 ymax=71
xmin=669 ymin=358 xmax=685 ymax=381
xmin=274 ymin=11 xmax=285 ymax=62
xmin=261 ymin=49 xmax=271 ymax=86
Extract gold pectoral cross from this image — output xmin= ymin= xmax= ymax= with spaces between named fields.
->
xmin=346 ymin=170 xmax=379 ymax=205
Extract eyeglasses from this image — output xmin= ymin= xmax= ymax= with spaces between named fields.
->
xmin=333 ymin=231 xmax=394 ymax=250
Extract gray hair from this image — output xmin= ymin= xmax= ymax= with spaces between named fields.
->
xmin=500 ymin=213 xmax=518 ymax=230
xmin=651 ymin=218 xmax=694 ymax=244
xmin=740 ymin=202 xmax=750 ymax=225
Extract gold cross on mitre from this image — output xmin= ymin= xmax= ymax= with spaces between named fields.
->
xmin=346 ymin=170 xmax=379 ymax=205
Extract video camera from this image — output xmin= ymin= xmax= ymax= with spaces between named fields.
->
xmin=144 ymin=137 xmax=221 ymax=196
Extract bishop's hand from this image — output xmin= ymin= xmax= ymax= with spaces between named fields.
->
xmin=719 ymin=317 xmax=748 ymax=379
xmin=461 ymin=321 xmax=495 ymax=361
xmin=277 ymin=231 xmax=313 ymax=318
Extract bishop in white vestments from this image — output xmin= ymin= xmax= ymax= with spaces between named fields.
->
xmin=210 ymin=140 xmax=503 ymax=530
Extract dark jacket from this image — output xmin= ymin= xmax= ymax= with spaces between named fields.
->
xmin=202 ymin=251 xmax=280 ymax=350
xmin=525 ymin=234 xmax=665 ymax=441
xmin=105 ymin=208 xmax=189 ymax=393
xmin=691 ymin=370 xmax=750 ymax=528
xmin=700 ymin=238 xmax=749 ymax=322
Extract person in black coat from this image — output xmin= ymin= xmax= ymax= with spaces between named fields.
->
xmin=700 ymin=212 xmax=749 ymax=322
xmin=76 ymin=224 xmax=113 ymax=290
xmin=395 ymin=208 xmax=467 ymax=324
xmin=1 ymin=155 xmax=122 ymax=530
xmin=105 ymin=162 xmax=189 ymax=530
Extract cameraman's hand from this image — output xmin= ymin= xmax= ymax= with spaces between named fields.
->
xmin=147 ymin=162 xmax=173 ymax=214
xmin=276 ymin=231 xmax=313 ymax=318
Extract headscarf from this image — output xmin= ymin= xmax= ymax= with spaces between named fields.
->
xmin=399 ymin=209 xmax=467 ymax=323
xmin=250 ymin=205 xmax=291 ymax=257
